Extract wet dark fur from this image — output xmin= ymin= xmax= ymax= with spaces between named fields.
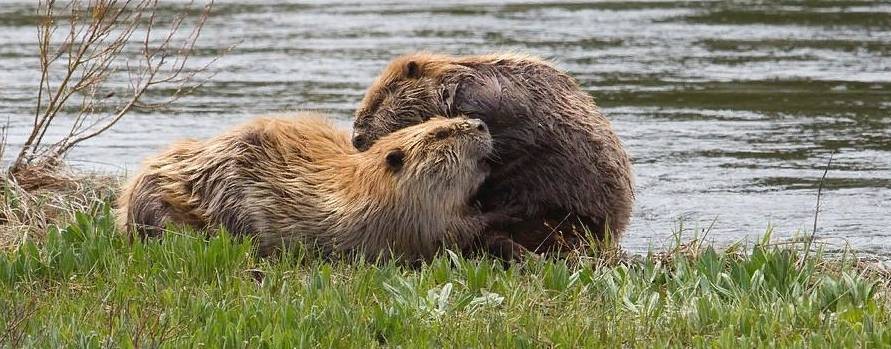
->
xmin=353 ymin=53 xmax=635 ymax=258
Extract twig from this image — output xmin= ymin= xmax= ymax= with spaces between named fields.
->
xmin=11 ymin=0 xmax=219 ymax=188
xmin=804 ymin=152 xmax=834 ymax=264
xmin=0 ymin=298 xmax=39 ymax=346
xmin=0 ymin=117 xmax=8 ymax=162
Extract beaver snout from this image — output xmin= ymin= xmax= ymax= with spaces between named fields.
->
xmin=466 ymin=119 xmax=488 ymax=133
xmin=352 ymin=134 xmax=370 ymax=151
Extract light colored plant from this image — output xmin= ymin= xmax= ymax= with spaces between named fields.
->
xmin=8 ymin=0 xmax=219 ymax=187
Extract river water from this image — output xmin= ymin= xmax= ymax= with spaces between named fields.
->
xmin=1 ymin=1 xmax=889 ymax=255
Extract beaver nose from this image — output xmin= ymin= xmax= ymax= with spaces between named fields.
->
xmin=352 ymin=134 xmax=370 ymax=151
xmin=467 ymin=119 xmax=487 ymax=133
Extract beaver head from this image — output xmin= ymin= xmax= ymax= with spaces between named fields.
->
xmin=353 ymin=52 xmax=540 ymax=151
xmin=353 ymin=53 xmax=449 ymax=151
xmin=363 ymin=116 xmax=493 ymax=196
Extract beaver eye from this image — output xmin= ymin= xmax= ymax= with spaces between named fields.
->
xmin=433 ymin=129 xmax=450 ymax=140
xmin=385 ymin=149 xmax=405 ymax=172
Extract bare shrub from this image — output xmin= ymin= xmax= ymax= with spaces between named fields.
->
xmin=8 ymin=0 xmax=220 ymax=189
xmin=1 ymin=0 xmax=222 ymax=249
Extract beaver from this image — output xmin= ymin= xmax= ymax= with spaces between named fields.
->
xmin=352 ymin=52 xmax=635 ymax=260
xmin=117 ymin=113 xmax=515 ymax=262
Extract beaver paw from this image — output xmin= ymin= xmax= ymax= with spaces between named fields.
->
xmin=485 ymin=233 xmax=537 ymax=263
xmin=480 ymin=209 xmax=523 ymax=228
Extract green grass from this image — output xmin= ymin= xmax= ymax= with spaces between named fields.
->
xmin=1 ymin=205 xmax=889 ymax=348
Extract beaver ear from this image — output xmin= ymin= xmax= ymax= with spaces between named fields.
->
xmin=452 ymin=69 xmax=529 ymax=122
xmin=405 ymin=61 xmax=421 ymax=79
xmin=385 ymin=149 xmax=405 ymax=172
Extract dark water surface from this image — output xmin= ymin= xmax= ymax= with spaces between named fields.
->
xmin=1 ymin=1 xmax=889 ymax=255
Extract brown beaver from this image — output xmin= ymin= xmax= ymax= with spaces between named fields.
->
xmin=117 ymin=113 xmax=515 ymax=262
xmin=352 ymin=52 xmax=635 ymax=260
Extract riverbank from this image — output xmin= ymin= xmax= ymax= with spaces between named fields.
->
xmin=1 ymin=177 xmax=890 ymax=347
xmin=4 ymin=1 xmax=889 ymax=251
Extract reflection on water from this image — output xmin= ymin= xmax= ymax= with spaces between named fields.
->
xmin=1 ymin=1 xmax=889 ymax=255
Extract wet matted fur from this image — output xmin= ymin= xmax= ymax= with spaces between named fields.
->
xmin=352 ymin=52 xmax=635 ymax=259
xmin=117 ymin=113 xmax=511 ymax=262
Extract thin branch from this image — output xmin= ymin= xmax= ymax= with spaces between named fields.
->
xmin=13 ymin=0 xmax=220 ymax=180
xmin=0 ymin=118 xmax=9 ymax=162
xmin=803 ymin=152 xmax=835 ymax=264
xmin=57 ymin=70 xmax=148 ymax=154
xmin=20 ymin=0 xmax=100 ymax=165
xmin=811 ymin=153 xmax=834 ymax=237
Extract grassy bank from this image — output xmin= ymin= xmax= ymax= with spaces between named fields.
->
xmin=1 ymin=203 xmax=889 ymax=347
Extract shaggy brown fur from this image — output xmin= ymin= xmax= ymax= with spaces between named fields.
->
xmin=117 ymin=113 xmax=512 ymax=262
xmin=352 ymin=52 xmax=635 ymax=259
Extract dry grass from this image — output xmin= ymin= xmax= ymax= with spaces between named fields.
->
xmin=0 ymin=169 xmax=118 ymax=251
